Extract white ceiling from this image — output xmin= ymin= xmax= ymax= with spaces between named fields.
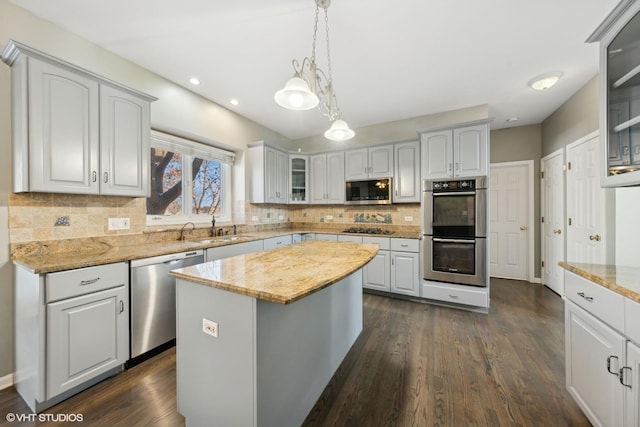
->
xmin=13 ymin=0 xmax=620 ymax=141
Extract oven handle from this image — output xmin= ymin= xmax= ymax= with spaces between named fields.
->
xmin=433 ymin=191 xmax=476 ymax=196
xmin=432 ymin=238 xmax=476 ymax=244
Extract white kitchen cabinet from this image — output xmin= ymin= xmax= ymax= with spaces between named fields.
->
xmin=310 ymin=152 xmax=345 ymax=204
xmin=624 ymin=341 xmax=640 ymax=427
xmin=99 ymin=84 xmax=150 ymax=196
xmin=205 ymin=240 xmax=264 ymax=262
xmin=1 ymin=40 xmax=154 ymax=196
xmin=420 ymin=122 xmax=488 ymax=179
xmin=263 ymin=234 xmax=293 ymax=249
xmin=289 ymin=154 xmax=309 ymax=204
xmin=393 ymin=140 xmax=421 ymax=203
xmin=315 ymin=233 xmax=338 ymax=241
xmin=247 ymin=142 xmax=289 ymax=204
xmin=345 ymin=145 xmax=393 ymax=180
xmin=362 ymin=236 xmax=390 ymax=292
xmin=14 ymin=262 xmax=129 ymax=413
xmin=587 ymin=1 xmax=640 ymax=187
xmin=390 ymin=238 xmax=420 ymax=297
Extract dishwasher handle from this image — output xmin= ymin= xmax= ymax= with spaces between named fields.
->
xmin=130 ymin=250 xmax=204 ymax=268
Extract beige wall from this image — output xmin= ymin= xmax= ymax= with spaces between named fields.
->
xmin=541 ymin=75 xmax=600 ymax=156
xmin=490 ymin=125 xmax=542 ymax=277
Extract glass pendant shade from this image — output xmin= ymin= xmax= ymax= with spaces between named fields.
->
xmin=274 ymin=76 xmax=319 ymax=110
xmin=324 ymin=119 xmax=355 ymax=141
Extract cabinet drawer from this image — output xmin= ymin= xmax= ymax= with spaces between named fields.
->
xmin=390 ymin=238 xmax=419 ymax=252
xmin=46 ymin=262 xmax=128 ymax=303
xmin=422 ymin=282 xmax=488 ymax=307
xmin=565 ymin=270 xmax=624 ymax=332
xmin=625 ymin=298 xmax=640 ymax=345
xmin=362 ymin=236 xmax=390 ymax=250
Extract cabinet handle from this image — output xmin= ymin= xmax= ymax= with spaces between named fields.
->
xmin=448 ymin=294 xmax=460 ymax=299
xmin=104 ymin=172 xmax=109 ymax=183
xmin=619 ymin=366 xmax=632 ymax=388
xmin=553 ymin=229 xmax=561 ymax=234
xmin=448 ymin=163 xmax=452 ymax=172
xmin=589 ymin=234 xmax=601 ymax=241
xmin=455 ymin=163 xmax=459 ymax=171
xmin=92 ymin=171 xmax=97 ymax=182
xmin=119 ymin=300 xmax=125 ymax=314
xmin=577 ymin=292 xmax=594 ymax=302
xmin=80 ymin=277 xmax=100 ymax=286
xmin=401 ymin=244 xmax=409 ymax=248
xmin=607 ymin=355 xmax=619 ymax=375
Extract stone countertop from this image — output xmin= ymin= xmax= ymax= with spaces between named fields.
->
xmin=169 ymin=240 xmax=378 ymax=304
xmin=559 ymin=262 xmax=640 ymax=303
xmin=12 ymin=228 xmax=419 ymax=274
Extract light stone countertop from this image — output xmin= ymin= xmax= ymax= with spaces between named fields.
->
xmin=169 ymin=240 xmax=379 ymax=304
xmin=12 ymin=228 xmax=419 ymax=274
xmin=559 ymin=262 xmax=640 ymax=303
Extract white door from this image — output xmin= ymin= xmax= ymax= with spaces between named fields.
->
xmin=541 ymin=149 xmax=565 ymax=295
xmin=489 ymin=161 xmax=532 ymax=281
xmin=566 ymin=132 xmax=612 ymax=265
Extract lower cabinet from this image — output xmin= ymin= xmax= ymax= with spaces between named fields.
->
xmin=390 ymin=239 xmax=420 ymax=297
xmin=263 ymin=235 xmax=293 ymax=249
xmin=15 ymin=262 xmax=129 ymax=413
xmin=564 ymin=269 xmax=640 ymax=427
xmin=206 ymin=240 xmax=264 ymax=261
xmin=363 ymin=250 xmax=391 ymax=292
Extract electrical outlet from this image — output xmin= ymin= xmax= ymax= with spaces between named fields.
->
xmin=202 ymin=318 xmax=218 ymax=338
xmin=108 ymin=217 xmax=130 ymax=230
xmin=251 ymin=215 xmax=258 ymax=221
xmin=326 ymin=215 xmax=334 ymax=220
xmin=278 ymin=215 xmax=284 ymax=220
xmin=404 ymin=216 xmax=414 ymax=222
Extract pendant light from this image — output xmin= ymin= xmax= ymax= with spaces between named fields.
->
xmin=274 ymin=0 xmax=354 ymax=141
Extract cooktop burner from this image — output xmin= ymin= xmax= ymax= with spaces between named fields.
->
xmin=342 ymin=227 xmax=393 ymax=235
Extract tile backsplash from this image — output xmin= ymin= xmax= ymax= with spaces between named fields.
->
xmin=7 ymin=192 xmax=420 ymax=244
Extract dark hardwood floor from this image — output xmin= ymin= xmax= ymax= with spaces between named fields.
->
xmin=0 ymin=278 xmax=589 ymax=427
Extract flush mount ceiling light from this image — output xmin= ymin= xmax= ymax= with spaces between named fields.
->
xmin=274 ymin=0 xmax=354 ymax=141
xmin=189 ymin=77 xmax=201 ymax=86
xmin=528 ymin=72 xmax=563 ymax=91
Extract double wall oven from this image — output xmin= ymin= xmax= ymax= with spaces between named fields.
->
xmin=423 ymin=176 xmax=488 ymax=287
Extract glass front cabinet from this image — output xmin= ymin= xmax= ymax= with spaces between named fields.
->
xmin=289 ymin=154 xmax=309 ymax=204
xmin=589 ymin=0 xmax=640 ymax=186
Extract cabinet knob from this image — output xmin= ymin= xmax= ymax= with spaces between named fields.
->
xmin=589 ymin=234 xmax=601 ymax=241
xmin=520 ymin=225 xmax=528 ymax=231
xmin=553 ymin=229 xmax=561 ymax=234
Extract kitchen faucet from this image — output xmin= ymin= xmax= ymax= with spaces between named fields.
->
xmin=210 ymin=213 xmax=216 ymax=237
xmin=179 ymin=222 xmax=195 ymax=241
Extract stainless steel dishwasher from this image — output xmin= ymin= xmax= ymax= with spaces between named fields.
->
xmin=129 ymin=250 xmax=204 ymax=365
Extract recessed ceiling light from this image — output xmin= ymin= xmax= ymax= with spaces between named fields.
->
xmin=528 ymin=72 xmax=563 ymax=91
xmin=230 ymin=99 xmax=239 ymax=106
xmin=189 ymin=77 xmax=200 ymax=86
xmin=506 ymin=117 xmax=519 ymax=123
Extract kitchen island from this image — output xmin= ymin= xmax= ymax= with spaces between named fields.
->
xmin=169 ymin=240 xmax=378 ymax=427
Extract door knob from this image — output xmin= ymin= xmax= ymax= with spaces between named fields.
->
xmin=553 ymin=229 xmax=562 ymax=234
xmin=520 ymin=226 xmax=528 ymax=231
xmin=589 ymin=234 xmax=601 ymax=241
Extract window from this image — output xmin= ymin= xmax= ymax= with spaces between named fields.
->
xmin=146 ymin=131 xmax=234 ymax=225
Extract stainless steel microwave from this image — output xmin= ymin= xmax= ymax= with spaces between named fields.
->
xmin=345 ymin=178 xmax=392 ymax=205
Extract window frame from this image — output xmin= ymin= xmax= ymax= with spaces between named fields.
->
xmin=146 ymin=130 xmax=234 ymax=227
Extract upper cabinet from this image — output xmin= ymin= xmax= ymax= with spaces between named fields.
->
xmin=310 ymin=152 xmax=345 ymax=204
xmin=247 ymin=142 xmax=289 ymax=204
xmin=587 ymin=1 xmax=640 ymax=187
xmin=289 ymin=154 xmax=309 ymax=204
xmin=420 ymin=122 xmax=489 ymax=179
xmin=393 ymin=140 xmax=421 ymax=203
xmin=344 ymin=145 xmax=394 ymax=180
xmin=1 ymin=40 xmax=155 ymax=196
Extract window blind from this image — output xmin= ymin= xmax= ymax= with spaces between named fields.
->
xmin=150 ymin=130 xmax=236 ymax=164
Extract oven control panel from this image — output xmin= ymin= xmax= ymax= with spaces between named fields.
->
xmin=432 ymin=179 xmax=475 ymax=191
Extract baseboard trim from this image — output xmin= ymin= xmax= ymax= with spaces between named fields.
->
xmin=0 ymin=373 xmax=13 ymax=390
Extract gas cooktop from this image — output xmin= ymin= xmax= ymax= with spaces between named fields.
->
xmin=342 ymin=227 xmax=394 ymax=235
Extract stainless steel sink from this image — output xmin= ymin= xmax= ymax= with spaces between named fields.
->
xmin=194 ymin=236 xmax=253 ymax=244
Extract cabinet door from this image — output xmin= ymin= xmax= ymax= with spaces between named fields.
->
xmin=369 ymin=145 xmax=394 ymax=178
xmin=309 ymin=154 xmax=327 ymax=204
xmin=289 ymin=155 xmax=308 ymax=203
xmin=263 ymin=235 xmax=293 ymax=249
xmin=47 ymin=285 xmax=128 ymax=399
xmin=421 ymin=130 xmax=453 ymax=179
xmin=363 ymin=250 xmax=390 ymax=291
xmin=344 ymin=148 xmax=368 ymax=180
xmin=565 ymin=300 xmax=625 ymax=427
xmin=206 ymin=240 xmax=264 ymax=262
xmin=326 ymin=152 xmax=345 ymax=204
xmin=625 ymin=341 xmax=640 ymax=427
xmin=454 ymin=124 xmax=487 ymax=177
xmin=394 ymin=140 xmax=421 ymax=203
xmin=391 ymin=251 xmax=419 ymax=297
xmin=264 ymin=147 xmax=281 ymax=203
xmin=276 ymin=150 xmax=289 ymax=203
xmin=28 ymin=58 xmax=100 ymax=194
xmin=100 ymin=84 xmax=150 ymax=196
